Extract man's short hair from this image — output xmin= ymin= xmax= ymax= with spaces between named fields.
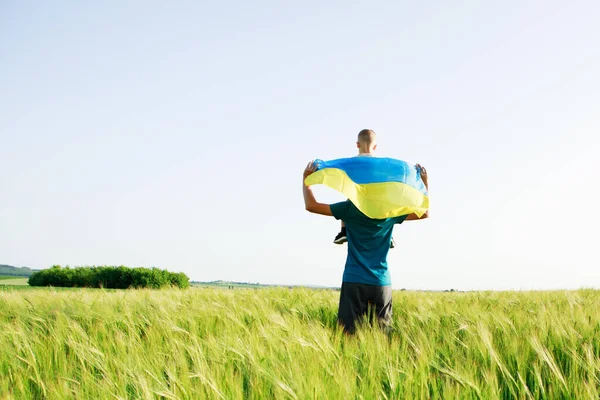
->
xmin=357 ymin=129 xmax=376 ymax=145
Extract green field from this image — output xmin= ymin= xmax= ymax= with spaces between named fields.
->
xmin=192 ymin=281 xmax=265 ymax=289
xmin=1 ymin=288 xmax=599 ymax=399
xmin=0 ymin=275 xmax=28 ymax=280
xmin=0 ymin=276 xmax=28 ymax=286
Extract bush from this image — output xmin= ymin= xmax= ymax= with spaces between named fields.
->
xmin=28 ymin=265 xmax=190 ymax=289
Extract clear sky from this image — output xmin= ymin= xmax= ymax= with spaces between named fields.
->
xmin=1 ymin=1 xmax=599 ymax=291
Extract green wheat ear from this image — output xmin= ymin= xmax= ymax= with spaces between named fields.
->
xmin=0 ymin=287 xmax=596 ymax=399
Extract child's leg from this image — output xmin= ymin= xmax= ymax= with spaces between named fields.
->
xmin=334 ymin=221 xmax=347 ymax=244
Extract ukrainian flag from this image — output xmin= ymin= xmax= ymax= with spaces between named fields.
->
xmin=304 ymin=157 xmax=429 ymax=219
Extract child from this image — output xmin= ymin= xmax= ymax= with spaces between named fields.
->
xmin=333 ymin=129 xmax=396 ymax=248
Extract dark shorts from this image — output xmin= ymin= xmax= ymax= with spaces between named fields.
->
xmin=337 ymin=282 xmax=393 ymax=334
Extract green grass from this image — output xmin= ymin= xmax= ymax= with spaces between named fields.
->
xmin=0 ymin=285 xmax=79 ymax=292
xmin=1 ymin=288 xmax=599 ymax=399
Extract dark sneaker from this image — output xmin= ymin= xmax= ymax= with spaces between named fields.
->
xmin=333 ymin=231 xmax=347 ymax=244
xmin=390 ymin=237 xmax=396 ymax=249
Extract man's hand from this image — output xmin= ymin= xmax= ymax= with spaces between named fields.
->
xmin=416 ymin=163 xmax=428 ymax=190
xmin=303 ymin=160 xmax=317 ymax=180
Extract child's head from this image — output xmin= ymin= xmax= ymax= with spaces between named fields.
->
xmin=357 ymin=129 xmax=377 ymax=153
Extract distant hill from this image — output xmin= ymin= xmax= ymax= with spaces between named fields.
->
xmin=191 ymin=280 xmax=339 ymax=290
xmin=0 ymin=265 xmax=38 ymax=277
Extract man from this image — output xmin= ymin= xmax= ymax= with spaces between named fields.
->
xmin=302 ymin=129 xmax=429 ymax=334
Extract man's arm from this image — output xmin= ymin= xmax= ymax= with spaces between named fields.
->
xmin=303 ymin=161 xmax=333 ymax=216
xmin=405 ymin=163 xmax=429 ymax=221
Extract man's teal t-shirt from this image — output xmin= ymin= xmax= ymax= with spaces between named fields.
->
xmin=330 ymin=200 xmax=407 ymax=286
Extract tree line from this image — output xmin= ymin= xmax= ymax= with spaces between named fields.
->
xmin=28 ymin=265 xmax=190 ymax=289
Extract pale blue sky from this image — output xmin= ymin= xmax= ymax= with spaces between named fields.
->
xmin=1 ymin=1 xmax=599 ymax=290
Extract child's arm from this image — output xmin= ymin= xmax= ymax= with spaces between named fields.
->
xmin=303 ymin=161 xmax=334 ymax=216
xmin=405 ymin=164 xmax=429 ymax=221
xmin=405 ymin=210 xmax=429 ymax=220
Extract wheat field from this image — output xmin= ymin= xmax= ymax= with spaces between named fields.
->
xmin=1 ymin=287 xmax=599 ymax=399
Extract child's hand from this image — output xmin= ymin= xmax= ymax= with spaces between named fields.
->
xmin=303 ymin=161 xmax=317 ymax=179
xmin=416 ymin=164 xmax=428 ymax=188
